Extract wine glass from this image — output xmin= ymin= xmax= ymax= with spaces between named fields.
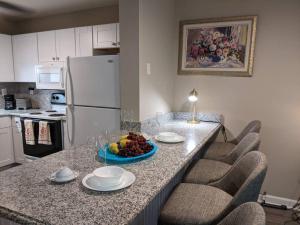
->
xmin=100 ymin=130 xmax=111 ymax=166
xmin=156 ymin=112 xmax=164 ymax=132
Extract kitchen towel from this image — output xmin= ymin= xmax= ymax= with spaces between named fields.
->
xmin=38 ymin=121 xmax=52 ymax=145
xmin=24 ymin=119 xmax=35 ymax=145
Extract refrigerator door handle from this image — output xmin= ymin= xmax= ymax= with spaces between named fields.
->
xmin=66 ymin=56 xmax=74 ymax=145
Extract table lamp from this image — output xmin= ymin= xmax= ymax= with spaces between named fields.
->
xmin=187 ymin=88 xmax=200 ymax=124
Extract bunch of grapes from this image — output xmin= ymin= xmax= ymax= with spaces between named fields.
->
xmin=118 ymin=132 xmax=153 ymax=158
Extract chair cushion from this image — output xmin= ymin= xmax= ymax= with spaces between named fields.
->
xmin=159 ymin=183 xmax=233 ymax=225
xmin=184 ymin=159 xmax=232 ymax=184
xmin=204 ymin=142 xmax=236 ymax=160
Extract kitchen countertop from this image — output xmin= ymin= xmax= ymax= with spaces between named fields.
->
xmin=0 ymin=109 xmax=45 ymax=117
xmin=0 ymin=109 xmax=66 ymax=121
xmin=0 ymin=120 xmax=221 ymax=225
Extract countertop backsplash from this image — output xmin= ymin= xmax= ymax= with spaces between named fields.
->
xmin=0 ymin=83 xmax=64 ymax=110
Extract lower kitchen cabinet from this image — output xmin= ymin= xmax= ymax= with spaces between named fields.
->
xmin=0 ymin=127 xmax=14 ymax=167
xmin=12 ymin=117 xmax=25 ymax=164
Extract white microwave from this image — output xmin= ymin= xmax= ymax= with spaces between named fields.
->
xmin=35 ymin=63 xmax=65 ymax=90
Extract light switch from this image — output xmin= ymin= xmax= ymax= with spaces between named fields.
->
xmin=146 ymin=63 xmax=151 ymax=75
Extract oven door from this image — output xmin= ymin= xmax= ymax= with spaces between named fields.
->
xmin=21 ymin=118 xmax=63 ymax=158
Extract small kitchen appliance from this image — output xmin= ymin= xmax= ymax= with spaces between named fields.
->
xmin=16 ymin=98 xmax=32 ymax=110
xmin=4 ymin=95 xmax=16 ymax=110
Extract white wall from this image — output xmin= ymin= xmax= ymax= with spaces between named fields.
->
xmin=119 ymin=0 xmax=176 ymax=121
xmin=139 ymin=0 xmax=176 ymax=120
xmin=119 ymin=0 xmax=140 ymax=121
xmin=173 ymin=0 xmax=300 ymax=199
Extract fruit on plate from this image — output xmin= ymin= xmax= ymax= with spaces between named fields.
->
xmin=109 ymin=132 xmax=153 ymax=158
xmin=109 ymin=143 xmax=119 ymax=154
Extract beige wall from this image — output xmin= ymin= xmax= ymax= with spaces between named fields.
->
xmin=139 ymin=0 xmax=176 ymax=120
xmin=12 ymin=5 xmax=119 ymax=34
xmin=173 ymin=0 xmax=300 ymax=199
xmin=119 ymin=0 xmax=140 ymax=121
xmin=0 ymin=17 xmax=15 ymax=34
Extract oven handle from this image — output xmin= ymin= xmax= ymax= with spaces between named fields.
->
xmin=22 ymin=118 xmax=58 ymax=124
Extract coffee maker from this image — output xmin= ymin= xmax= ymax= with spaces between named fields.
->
xmin=4 ymin=95 xmax=16 ymax=110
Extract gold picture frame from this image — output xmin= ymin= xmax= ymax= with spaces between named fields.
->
xmin=178 ymin=16 xmax=257 ymax=76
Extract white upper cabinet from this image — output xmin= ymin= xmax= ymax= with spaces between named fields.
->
xmin=75 ymin=26 xmax=93 ymax=57
xmin=93 ymin=23 xmax=119 ymax=49
xmin=12 ymin=33 xmax=39 ymax=82
xmin=56 ymin=28 xmax=76 ymax=61
xmin=116 ymin=23 xmax=120 ymax=47
xmin=0 ymin=34 xmax=14 ymax=82
xmin=37 ymin=28 xmax=75 ymax=63
xmin=37 ymin=30 xmax=56 ymax=62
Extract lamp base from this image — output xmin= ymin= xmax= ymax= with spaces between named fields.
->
xmin=187 ymin=119 xmax=200 ymax=124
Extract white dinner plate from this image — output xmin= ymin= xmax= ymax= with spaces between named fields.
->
xmin=82 ymin=171 xmax=136 ymax=192
xmin=50 ymin=171 xmax=79 ymax=183
xmin=155 ymin=132 xmax=185 ymax=143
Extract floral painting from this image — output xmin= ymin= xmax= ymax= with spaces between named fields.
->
xmin=178 ymin=16 xmax=257 ymax=76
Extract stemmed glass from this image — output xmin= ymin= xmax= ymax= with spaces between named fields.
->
xmin=86 ymin=131 xmax=109 ymax=166
xmin=156 ymin=112 xmax=164 ymax=133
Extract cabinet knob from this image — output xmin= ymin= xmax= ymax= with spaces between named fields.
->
xmin=112 ymin=42 xmax=117 ymax=46
xmin=52 ymin=57 xmax=55 ymax=61
xmin=56 ymin=57 xmax=59 ymax=61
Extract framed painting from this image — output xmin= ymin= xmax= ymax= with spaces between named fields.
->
xmin=178 ymin=16 xmax=257 ymax=76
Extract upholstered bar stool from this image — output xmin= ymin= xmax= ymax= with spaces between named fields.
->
xmin=217 ymin=202 xmax=265 ymax=225
xmin=184 ymin=133 xmax=260 ymax=184
xmin=159 ymin=152 xmax=267 ymax=225
xmin=204 ymin=120 xmax=261 ymax=160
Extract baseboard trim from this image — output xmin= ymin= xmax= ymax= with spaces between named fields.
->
xmin=258 ymin=194 xmax=298 ymax=209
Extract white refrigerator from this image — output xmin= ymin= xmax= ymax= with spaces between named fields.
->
xmin=66 ymin=55 xmax=120 ymax=146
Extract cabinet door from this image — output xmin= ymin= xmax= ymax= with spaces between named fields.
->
xmin=0 ymin=127 xmax=14 ymax=167
xmin=37 ymin=31 xmax=56 ymax=62
xmin=75 ymin=26 xmax=93 ymax=57
xmin=0 ymin=34 xmax=14 ymax=82
xmin=12 ymin=33 xmax=38 ymax=82
xmin=12 ymin=126 xmax=25 ymax=164
xmin=56 ymin=28 xmax=76 ymax=61
xmin=93 ymin=23 xmax=118 ymax=49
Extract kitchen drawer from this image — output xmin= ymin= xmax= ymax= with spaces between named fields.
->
xmin=0 ymin=116 xmax=11 ymax=129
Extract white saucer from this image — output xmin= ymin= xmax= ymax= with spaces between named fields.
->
xmin=155 ymin=132 xmax=185 ymax=143
xmin=82 ymin=171 xmax=136 ymax=191
xmin=50 ymin=171 xmax=79 ymax=183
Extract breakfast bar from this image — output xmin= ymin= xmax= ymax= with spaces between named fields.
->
xmin=0 ymin=120 xmax=221 ymax=225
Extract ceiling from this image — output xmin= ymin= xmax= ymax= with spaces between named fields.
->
xmin=0 ymin=0 xmax=118 ymax=21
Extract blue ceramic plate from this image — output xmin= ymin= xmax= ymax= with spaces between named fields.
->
xmin=98 ymin=141 xmax=158 ymax=164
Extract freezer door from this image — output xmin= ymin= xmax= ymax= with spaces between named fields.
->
xmin=68 ymin=55 xmax=120 ymax=108
xmin=67 ymin=106 xmax=120 ymax=146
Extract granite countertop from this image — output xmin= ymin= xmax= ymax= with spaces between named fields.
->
xmin=0 ymin=121 xmax=221 ymax=225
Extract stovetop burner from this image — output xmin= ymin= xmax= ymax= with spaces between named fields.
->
xmin=30 ymin=112 xmax=43 ymax=115
xmin=45 ymin=110 xmax=57 ymax=113
xmin=48 ymin=113 xmax=66 ymax=117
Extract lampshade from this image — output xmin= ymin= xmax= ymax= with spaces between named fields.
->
xmin=188 ymin=89 xmax=198 ymax=102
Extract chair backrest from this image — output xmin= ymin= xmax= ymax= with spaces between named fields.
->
xmin=217 ymin=202 xmax=265 ymax=225
xmin=210 ymin=151 xmax=267 ymax=208
xmin=221 ymin=133 xmax=260 ymax=165
xmin=231 ymin=120 xmax=261 ymax=144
